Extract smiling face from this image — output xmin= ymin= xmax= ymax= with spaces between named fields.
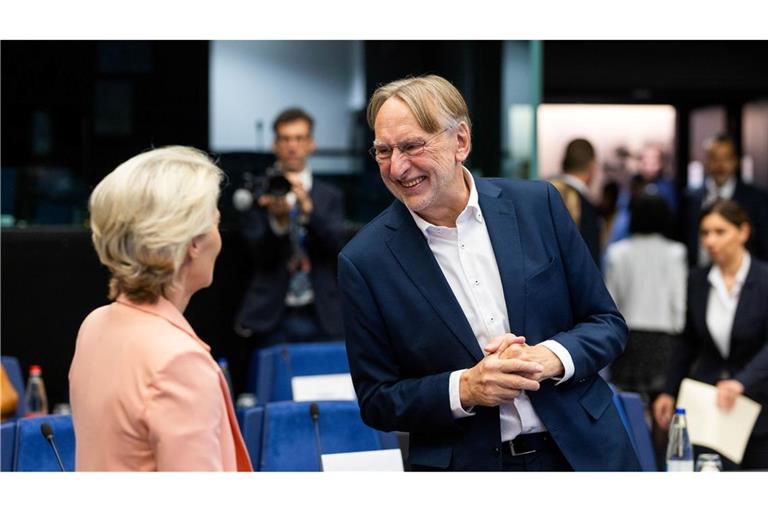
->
xmin=373 ymin=97 xmax=470 ymax=226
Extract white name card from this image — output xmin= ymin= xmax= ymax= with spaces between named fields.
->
xmin=291 ymin=373 xmax=357 ymax=401
xmin=321 ymin=449 xmax=404 ymax=471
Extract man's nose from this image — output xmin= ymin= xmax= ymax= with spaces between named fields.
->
xmin=389 ymin=148 xmax=409 ymax=178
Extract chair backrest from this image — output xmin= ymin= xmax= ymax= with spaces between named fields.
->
xmin=14 ymin=415 xmax=76 ymax=471
xmin=613 ymin=391 xmax=657 ymax=471
xmin=1 ymin=420 xmax=17 ymax=471
xmin=2 ymin=356 xmax=26 ymax=418
xmin=238 ymin=405 xmax=265 ymax=471
xmin=252 ymin=341 xmax=349 ymax=403
xmin=260 ymin=400 xmax=394 ymax=471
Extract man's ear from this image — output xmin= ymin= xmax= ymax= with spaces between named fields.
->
xmin=455 ymin=121 xmax=471 ymax=164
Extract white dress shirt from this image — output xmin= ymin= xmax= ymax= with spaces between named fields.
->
xmin=706 ymin=252 xmax=751 ymax=358
xmin=407 ymin=169 xmax=574 ymax=442
xmin=604 ymin=234 xmax=687 ymax=333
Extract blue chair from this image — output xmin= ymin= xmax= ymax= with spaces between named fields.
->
xmin=250 ymin=341 xmax=350 ymax=403
xmin=1 ymin=356 xmax=26 ymax=418
xmin=613 ymin=391 xmax=657 ymax=471
xmin=260 ymin=400 xmax=398 ymax=471
xmin=238 ymin=405 xmax=265 ymax=471
xmin=1 ymin=420 xmax=17 ymax=471
xmin=14 ymin=415 xmax=76 ymax=471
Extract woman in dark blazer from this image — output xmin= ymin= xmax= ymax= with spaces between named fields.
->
xmin=653 ymin=199 xmax=768 ymax=469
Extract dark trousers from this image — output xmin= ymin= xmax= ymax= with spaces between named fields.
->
xmin=410 ymin=437 xmax=573 ymax=471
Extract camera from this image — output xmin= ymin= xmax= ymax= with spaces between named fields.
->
xmin=263 ymin=174 xmax=292 ymax=196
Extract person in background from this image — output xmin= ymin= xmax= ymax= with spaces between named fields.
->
xmin=684 ymin=134 xmax=768 ymax=267
xmin=653 ymin=200 xmax=768 ymax=470
xmin=233 ymin=108 xmax=345 ymax=388
xmin=340 ymin=75 xmax=639 ymax=471
xmin=1 ymin=364 xmax=19 ymax=421
xmin=608 ymin=145 xmax=678 ymax=246
xmin=549 ymin=138 xmax=602 ymax=266
xmin=604 ymin=194 xmax=687 ymax=398
xmin=69 ymin=146 xmax=251 ymax=471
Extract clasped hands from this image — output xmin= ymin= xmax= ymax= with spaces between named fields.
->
xmin=460 ymin=333 xmax=565 ymax=409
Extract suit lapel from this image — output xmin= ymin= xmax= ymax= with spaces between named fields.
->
xmin=476 ymin=179 xmax=527 ymax=339
xmin=729 ymin=261 xmax=759 ymax=360
xmin=384 ymin=202 xmax=484 ymax=362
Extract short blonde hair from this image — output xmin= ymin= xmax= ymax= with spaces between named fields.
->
xmin=366 ymin=74 xmax=472 ymax=134
xmin=89 ymin=146 xmax=223 ymax=304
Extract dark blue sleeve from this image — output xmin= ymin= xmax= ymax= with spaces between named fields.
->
xmin=544 ymin=182 xmax=630 ymax=382
xmin=338 ymin=252 xmax=460 ymax=433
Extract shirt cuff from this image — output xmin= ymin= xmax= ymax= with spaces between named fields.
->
xmin=539 ymin=339 xmax=574 ymax=385
xmin=268 ymin=214 xmax=290 ymax=235
xmin=449 ymin=369 xmax=475 ymax=419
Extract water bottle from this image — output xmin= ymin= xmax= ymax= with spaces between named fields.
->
xmin=25 ymin=365 xmax=49 ymax=416
xmin=217 ymin=357 xmax=235 ymax=399
xmin=666 ymin=407 xmax=694 ymax=471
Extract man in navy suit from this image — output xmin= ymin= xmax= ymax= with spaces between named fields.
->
xmin=684 ymin=134 xmax=768 ymax=267
xmin=236 ymin=108 xmax=345 ymax=348
xmin=338 ymin=75 xmax=640 ymax=471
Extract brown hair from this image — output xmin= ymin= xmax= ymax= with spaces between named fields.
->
xmin=699 ymin=199 xmax=751 ymax=228
xmin=273 ymin=108 xmax=314 ymax=135
xmin=562 ymin=138 xmax=595 ymax=173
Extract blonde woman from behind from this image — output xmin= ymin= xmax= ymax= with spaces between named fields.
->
xmin=69 ymin=146 xmax=251 ymax=471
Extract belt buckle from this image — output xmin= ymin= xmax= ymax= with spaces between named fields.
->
xmin=509 ymin=439 xmax=536 ymax=456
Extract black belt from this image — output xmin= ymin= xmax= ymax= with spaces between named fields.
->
xmin=505 ymin=432 xmax=555 ymax=456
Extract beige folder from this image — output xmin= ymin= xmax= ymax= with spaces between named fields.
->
xmin=676 ymin=378 xmax=762 ymax=464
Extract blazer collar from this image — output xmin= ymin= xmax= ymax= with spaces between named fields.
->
xmin=115 ymin=294 xmax=210 ymax=352
xmin=382 ymin=177 xmax=526 ymax=361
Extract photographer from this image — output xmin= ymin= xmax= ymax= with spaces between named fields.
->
xmin=234 ymin=108 xmax=346 ymax=369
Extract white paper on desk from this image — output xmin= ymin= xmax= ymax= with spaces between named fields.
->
xmin=291 ymin=373 xmax=357 ymax=401
xmin=676 ymin=378 xmax=762 ymax=464
xmin=321 ymin=449 xmax=404 ymax=471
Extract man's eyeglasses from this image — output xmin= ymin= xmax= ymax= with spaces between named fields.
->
xmin=368 ymin=125 xmax=455 ymax=162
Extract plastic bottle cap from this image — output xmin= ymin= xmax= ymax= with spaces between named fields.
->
xmin=675 ymin=407 xmax=686 ymax=414
xmin=29 ymin=365 xmax=42 ymax=375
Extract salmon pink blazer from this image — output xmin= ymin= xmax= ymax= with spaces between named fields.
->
xmin=69 ymin=295 xmax=252 ymax=471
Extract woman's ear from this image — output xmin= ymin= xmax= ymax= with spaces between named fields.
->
xmin=739 ymin=223 xmax=751 ymax=245
xmin=186 ymin=234 xmax=204 ymax=261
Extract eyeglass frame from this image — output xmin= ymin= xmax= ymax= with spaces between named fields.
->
xmin=368 ymin=123 xmax=458 ymax=162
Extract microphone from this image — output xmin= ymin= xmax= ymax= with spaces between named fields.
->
xmin=232 ymin=188 xmax=254 ymax=211
xmin=309 ymin=402 xmax=323 ymax=471
xmin=40 ymin=422 xmax=65 ymax=471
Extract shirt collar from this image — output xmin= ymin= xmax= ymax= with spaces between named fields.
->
xmin=408 ymin=167 xmax=481 ymax=238
xmin=707 ymin=251 xmax=752 ymax=296
xmin=561 ymin=173 xmax=591 ymax=198
xmin=115 ymin=294 xmax=210 ymax=352
xmin=704 ymin=175 xmax=736 ymax=200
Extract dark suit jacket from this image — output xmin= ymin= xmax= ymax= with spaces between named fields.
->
xmin=664 ymin=259 xmax=768 ymax=436
xmin=684 ymin=180 xmax=768 ymax=267
xmin=338 ymin=178 xmax=640 ymax=471
xmin=236 ymin=179 xmax=345 ymax=338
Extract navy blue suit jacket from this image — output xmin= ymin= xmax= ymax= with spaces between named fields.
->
xmin=339 ymin=178 xmax=640 ymax=470
xmin=665 ymin=258 xmax=768 ymax=436
xmin=236 ymin=180 xmax=345 ymax=338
